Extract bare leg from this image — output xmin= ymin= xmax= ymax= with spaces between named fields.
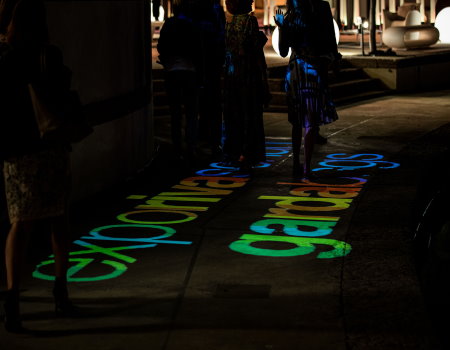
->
xmin=304 ymin=126 xmax=318 ymax=177
xmin=51 ymin=214 xmax=69 ymax=280
xmin=5 ymin=221 xmax=32 ymax=290
xmin=4 ymin=221 xmax=32 ymax=332
xmin=291 ymin=123 xmax=303 ymax=177
xmin=50 ymin=213 xmax=76 ymax=316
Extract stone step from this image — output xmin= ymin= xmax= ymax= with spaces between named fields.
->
xmin=153 ymin=78 xmax=165 ymax=91
xmin=151 ymin=65 xmax=387 ymax=115
xmin=333 ymin=89 xmax=389 ymax=106
xmin=154 ymin=82 xmax=387 ymax=111
xmin=153 ymin=91 xmax=168 ymax=106
xmin=265 ymin=89 xmax=389 ymax=112
xmin=152 ymin=67 xmax=164 ymax=80
xmin=330 ymin=78 xmax=383 ymax=99
xmin=154 ymin=104 xmax=170 ymax=116
xmin=154 ymin=89 xmax=389 ymax=116
xmin=154 ymin=68 xmax=370 ymax=96
xmin=153 ymin=67 xmax=369 ymax=97
xmin=329 ymin=67 xmax=368 ymax=84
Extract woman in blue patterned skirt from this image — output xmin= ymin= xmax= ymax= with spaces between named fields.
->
xmin=275 ymin=0 xmax=341 ymax=178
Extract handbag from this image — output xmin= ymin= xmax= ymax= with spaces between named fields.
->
xmin=28 ymin=47 xmax=93 ymax=144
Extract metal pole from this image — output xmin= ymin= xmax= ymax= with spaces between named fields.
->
xmin=360 ymin=24 xmax=365 ymax=55
xmin=369 ymin=0 xmax=377 ymax=55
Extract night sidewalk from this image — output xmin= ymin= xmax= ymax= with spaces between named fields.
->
xmin=2 ymin=90 xmax=450 ymax=349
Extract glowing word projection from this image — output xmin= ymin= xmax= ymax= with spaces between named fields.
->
xmin=33 ymin=141 xmax=292 ymax=282
xmin=229 ymin=153 xmax=400 ymax=258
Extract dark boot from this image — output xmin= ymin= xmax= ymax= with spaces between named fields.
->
xmin=53 ymin=277 xmax=76 ymax=317
xmin=315 ymin=132 xmax=327 ymax=145
xmin=3 ymin=289 xmax=23 ymax=333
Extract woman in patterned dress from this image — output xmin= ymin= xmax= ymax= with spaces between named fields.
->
xmin=275 ymin=0 xmax=341 ymax=178
xmin=222 ymin=0 xmax=270 ymax=173
xmin=0 ymin=0 xmax=75 ymax=332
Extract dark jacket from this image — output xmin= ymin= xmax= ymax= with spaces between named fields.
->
xmin=279 ymin=0 xmax=339 ymax=60
xmin=0 ymin=43 xmax=65 ymax=160
xmin=157 ymin=14 xmax=202 ymax=73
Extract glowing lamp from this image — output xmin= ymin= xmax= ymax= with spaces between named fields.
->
xmin=272 ymin=19 xmax=340 ymax=57
xmin=150 ymin=4 xmax=164 ymax=21
xmin=435 ymin=7 xmax=450 ymax=43
xmin=333 ymin=18 xmax=340 ymax=44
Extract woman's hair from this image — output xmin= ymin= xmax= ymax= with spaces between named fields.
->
xmin=285 ymin=0 xmax=315 ymax=13
xmin=0 ymin=0 xmax=20 ymax=34
xmin=2 ymin=0 xmax=49 ymax=46
xmin=225 ymin=0 xmax=252 ymax=15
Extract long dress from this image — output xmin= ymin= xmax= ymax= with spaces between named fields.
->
xmin=280 ymin=1 xmax=339 ymax=128
xmin=222 ymin=13 xmax=267 ymax=165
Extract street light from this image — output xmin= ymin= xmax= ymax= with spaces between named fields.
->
xmin=355 ymin=16 xmax=369 ymax=56
xmin=435 ymin=7 xmax=450 ymax=43
xmin=272 ymin=18 xmax=340 ymax=57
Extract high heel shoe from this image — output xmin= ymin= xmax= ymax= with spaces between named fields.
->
xmin=3 ymin=289 xmax=24 ymax=333
xmin=293 ymin=161 xmax=303 ymax=179
xmin=53 ymin=278 xmax=77 ymax=317
xmin=302 ymin=170 xmax=319 ymax=181
xmin=237 ymin=156 xmax=253 ymax=175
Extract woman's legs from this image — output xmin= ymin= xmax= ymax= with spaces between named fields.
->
xmin=182 ymin=72 xmax=199 ymax=158
xmin=4 ymin=221 xmax=32 ymax=331
xmin=51 ymin=213 xmax=76 ymax=315
xmin=304 ymin=126 xmax=318 ymax=176
xmin=5 ymin=221 xmax=32 ymax=291
xmin=291 ymin=123 xmax=303 ymax=177
xmin=51 ymin=214 xmax=69 ymax=280
xmin=166 ymin=72 xmax=183 ymax=156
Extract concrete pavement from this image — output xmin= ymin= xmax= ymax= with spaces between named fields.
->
xmin=1 ymin=90 xmax=450 ymax=349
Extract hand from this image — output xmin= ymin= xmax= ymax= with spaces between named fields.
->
xmin=274 ymin=8 xmax=284 ymax=27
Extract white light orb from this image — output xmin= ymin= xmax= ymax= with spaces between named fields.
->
xmin=272 ymin=26 xmax=292 ymax=57
xmin=150 ymin=4 xmax=164 ymax=21
xmin=272 ymin=19 xmax=340 ymax=58
xmin=333 ymin=18 xmax=340 ymax=44
xmin=435 ymin=7 xmax=450 ymax=44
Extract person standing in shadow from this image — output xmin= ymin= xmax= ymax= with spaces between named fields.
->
xmin=152 ymin=0 xmax=162 ymax=21
xmin=196 ymin=0 xmax=226 ymax=160
xmin=275 ymin=0 xmax=340 ymax=179
xmin=222 ymin=0 xmax=270 ymax=174
xmin=157 ymin=0 xmax=203 ymax=164
xmin=0 ymin=0 xmax=76 ymax=332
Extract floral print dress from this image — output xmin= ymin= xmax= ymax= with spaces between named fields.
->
xmin=222 ymin=13 xmax=267 ymax=165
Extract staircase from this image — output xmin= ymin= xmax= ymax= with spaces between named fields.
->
xmin=152 ymin=67 xmax=169 ymax=117
xmin=265 ymin=60 xmax=389 ymax=112
xmin=152 ymin=59 xmax=389 ymax=116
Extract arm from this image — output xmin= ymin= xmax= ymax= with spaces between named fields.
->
xmin=274 ymin=9 xmax=290 ymax=58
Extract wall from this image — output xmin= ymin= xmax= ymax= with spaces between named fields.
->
xmin=45 ymin=0 xmax=153 ymax=201
xmin=346 ymin=51 xmax=450 ymax=92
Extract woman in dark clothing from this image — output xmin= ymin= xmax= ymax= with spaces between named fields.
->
xmin=275 ymin=0 xmax=340 ymax=179
xmin=157 ymin=0 xmax=202 ymax=161
xmin=197 ymin=0 xmax=226 ymax=159
xmin=0 ymin=0 xmax=75 ymax=332
xmin=152 ymin=0 xmax=161 ymax=21
xmin=222 ymin=0 xmax=270 ymax=173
